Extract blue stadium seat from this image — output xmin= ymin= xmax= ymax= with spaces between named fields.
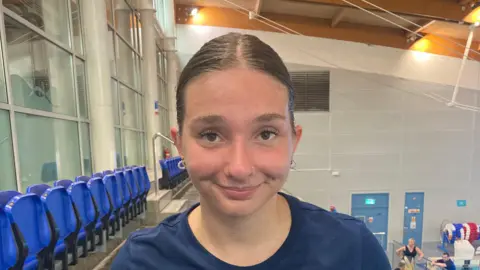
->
xmin=26 ymin=184 xmax=50 ymax=196
xmin=27 ymin=184 xmax=78 ymax=269
xmin=87 ymin=177 xmax=113 ymax=244
xmin=67 ymin=182 xmax=98 ymax=256
xmin=115 ymin=171 xmax=134 ymax=221
xmin=158 ymin=157 xmax=189 ymax=190
xmin=140 ymin=166 xmax=151 ymax=200
xmin=75 ymin=176 xmax=90 ymax=183
xmin=92 ymin=172 xmax=103 ymax=178
xmin=133 ymin=167 xmax=146 ymax=211
xmin=103 ymin=174 xmax=124 ymax=231
xmin=0 ymin=192 xmax=27 ymax=270
xmin=41 ymin=187 xmax=81 ymax=268
xmin=3 ymin=193 xmax=58 ymax=270
xmin=125 ymin=169 xmax=141 ymax=216
xmin=54 ymin=179 xmax=74 ymax=189
xmin=103 ymin=170 xmax=114 ymax=176
xmin=158 ymin=160 xmax=169 ymax=189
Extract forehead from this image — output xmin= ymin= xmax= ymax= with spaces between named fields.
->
xmin=184 ymin=67 xmax=289 ymax=120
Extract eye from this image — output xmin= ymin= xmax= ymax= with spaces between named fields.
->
xmin=200 ymin=131 xmax=221 ymax=143
xmin=258 ymin=130 xmax=277 ymax=141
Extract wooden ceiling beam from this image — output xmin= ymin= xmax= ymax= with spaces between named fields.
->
xmin=331 ymin=8 xmax=346 ymax=27
xmin=287 ymin=0 xmax=470 ymax=22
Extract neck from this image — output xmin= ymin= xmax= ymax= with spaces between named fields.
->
xmin=190 ymin=194 xmax=291 ymax=249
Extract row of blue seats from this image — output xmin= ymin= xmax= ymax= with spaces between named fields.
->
xmin=0 ymin=165 xmax=151 ymax=270
xmin=158 ymin=157 xmax=188 ymax=189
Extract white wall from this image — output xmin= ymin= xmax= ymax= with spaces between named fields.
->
xmin=288 ymin=69 xmax=480 ymax=244
xmin=175 ymin=24 xmax=480 ymax=244
xmin=176 ymin=24 xmax=480 ymax=91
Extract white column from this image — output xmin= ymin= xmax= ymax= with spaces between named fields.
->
xmin=138 ymin=0 xmax=161 ymax=169
xmin=166 ymin=51 xmax=178 ymax=156
xmin=82 ymin=0 xmax=116 ymax=171
xmin=163 ymin=0 xmax=180 ymax=156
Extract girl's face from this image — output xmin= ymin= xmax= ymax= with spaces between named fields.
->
xmin=172 ymin=67 xmax=302 ymax=217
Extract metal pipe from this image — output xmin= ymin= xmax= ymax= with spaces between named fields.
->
xmin=450 ymin=24 xmax=476 ymax=106
xmin=152 ymin=132 xmax=175 ymax=195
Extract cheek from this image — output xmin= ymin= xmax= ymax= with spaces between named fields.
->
xmin=254 ymin=149 xmax=291 ymax=180
xmin=183 ymin=140 xmax=223 ymax=180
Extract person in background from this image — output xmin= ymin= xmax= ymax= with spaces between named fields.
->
xmin=394 ymin=260 xmax=406 ymax=270
xmin=111 ymin=32 xmax=391 ymax=269
xmin=432 ymin=252 xmax=456 ymax=270
xmin=329 ymin=205 xmax=337 ymax=213
xmin=396 ymin=238 xmax=424 ymax=269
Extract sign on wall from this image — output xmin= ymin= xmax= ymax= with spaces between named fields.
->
xmin=457 ymin=200 xmax=467 ymax=207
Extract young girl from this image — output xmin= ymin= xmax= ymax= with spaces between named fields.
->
xmin=112 ymin=32 xmax=391 ymax=269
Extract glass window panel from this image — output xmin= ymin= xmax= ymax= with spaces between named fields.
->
xmin=119 ymin=84 xmax=138 ymax=128
xmin=163 ymin=82 xmax=168 ymax=107
xmin=163 ymin=53 xmax=167 ymax=79
xmin=108 ymin=27 xmax=116 ymax=76
xmin=156 ymin=50 xmax=160 ymax=76
xmin=15 ymin=113 xmax=81 ymax=190
xmin=0 ymin=110 xmax=17 ymax=190
xmin=4 ymin=0 xmax=70 ymax=47
xmin=115 ymin=128 xmax=122 ymax=168
xmin=117 ymin=37 xmax=135 ymax=87
xmin=6 ymin=16 xmax=76 ymax=116
xmin=137 ymin=96 xmax=144 ymax=130
xmin=135 ymin=54 xmax=141 ymax=90
xmin=112 ymin=80 xmax=120 ymax=125
xmin=76 ymin=58 xmax=88 ymax=119
xmin=71 ymin=0 xmax=83 ymax=55
xmin=157 ymin=76 xmax=163 ymax=105
xmin=124 ymin=130 xmax=141 ymax=166
xmin=0 ymin=85 xmax=5 ymax=103
xmin=140 ymin=132 xmax=146 ymax=165
xmin=80 ymin=123 xmax=92 ymax=176
xmin=113 ymin=0 xmax=134 ymax=46
xmin=158 ymin=52 xmax=164 ymax=79
xmin=105 ymin=0 xmax=113 ymax=24
xmin=164 ymin=109 xmax=169 ymax=135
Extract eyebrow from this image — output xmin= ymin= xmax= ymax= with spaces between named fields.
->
xmin=189 ymin=115 xmax=226 ymax=127
xmin=189 ymin=113 xmax=286 ymax=127
xmin=255 ymin=113 xmax=286 ymax=123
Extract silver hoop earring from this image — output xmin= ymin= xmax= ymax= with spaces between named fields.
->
xmin=290 ymin=160 xmax=296 ymax=170
xmin=178 ymin=159 xmax=186 ymax=170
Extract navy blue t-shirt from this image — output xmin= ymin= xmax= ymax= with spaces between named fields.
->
xmin=436 ymin=259 xmax=456 ymax=270
xmin=112 ymin=193 xmax=391 ymax=270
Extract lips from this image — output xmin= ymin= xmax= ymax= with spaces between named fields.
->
xmin=217 ymin=184 xmax=260 ymax=200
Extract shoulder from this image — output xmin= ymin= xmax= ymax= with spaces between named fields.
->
xmin=111 ymin=213 xmax=185 ymax=270
xmin=287 ymin=195 xmax=391 ymax=268
xmin=292 ymin=196 xmax=367 ymax=237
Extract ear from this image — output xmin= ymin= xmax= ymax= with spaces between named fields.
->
xmin=292 ymin=125 xmax=303 ymax=154
xmin=170 ymin=127 xmax=184 ymax=156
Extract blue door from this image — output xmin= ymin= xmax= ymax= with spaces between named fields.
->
xmin=351 ymin=193 xmax=389 ymax=250
xmin=403 ymin=192 xmax=424 ymax=247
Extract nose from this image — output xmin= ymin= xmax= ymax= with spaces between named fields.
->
xmin=224 ymin=138 xmax=254 ymax=180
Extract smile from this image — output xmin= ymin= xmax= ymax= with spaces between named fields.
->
xmin=216 ymin=184 xmax=261 ymax=200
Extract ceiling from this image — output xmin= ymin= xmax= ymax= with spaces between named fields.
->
xmin=174 ymin=0 xmax=480 ymax=53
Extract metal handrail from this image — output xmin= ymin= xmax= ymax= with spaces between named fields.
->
xmin=152 ymin=132 xmax=175 ymax=195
